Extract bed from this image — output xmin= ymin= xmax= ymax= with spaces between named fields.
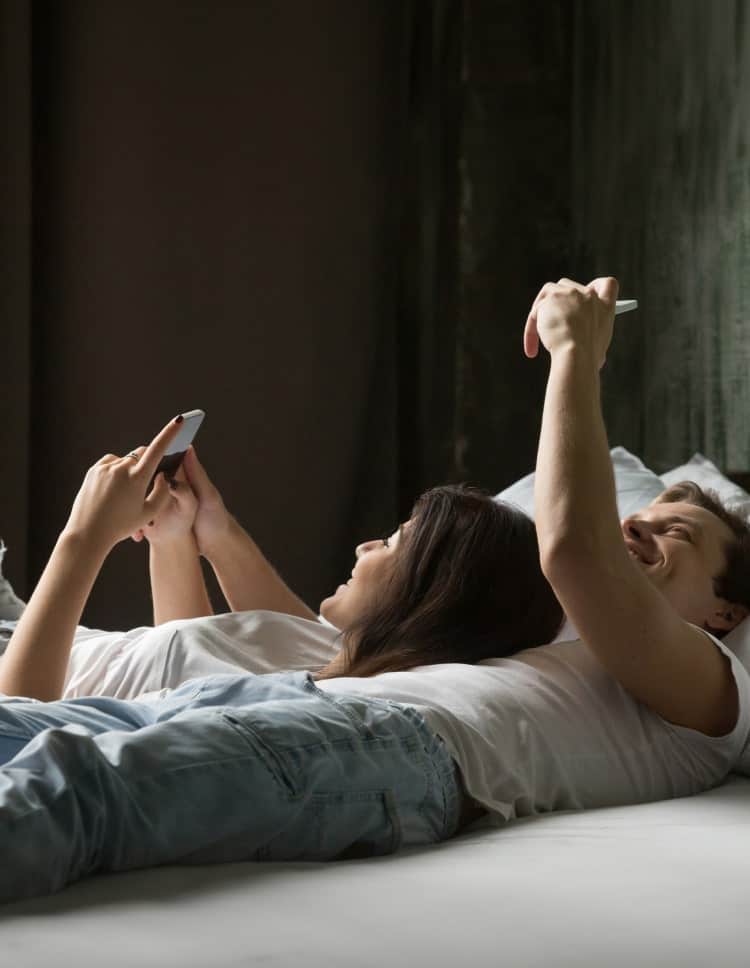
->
xmin=2 ymin=447 xmax=750 ymax=967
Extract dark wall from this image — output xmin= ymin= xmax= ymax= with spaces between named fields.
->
xmin=21 ymin=0 xmax=408 ymax=628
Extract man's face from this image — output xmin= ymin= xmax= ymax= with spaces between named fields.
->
xmin=620 ymin=500 xmax=747 ymax=631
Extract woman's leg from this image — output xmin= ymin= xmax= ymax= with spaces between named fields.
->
xmin=0 ymin=671 xmax=463 ymax=902
xmin=0 ymin=692 xmax=156 ymax=765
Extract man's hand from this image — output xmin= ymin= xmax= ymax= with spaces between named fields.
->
xmin=523 ymin=276 xmax=619 ymax=369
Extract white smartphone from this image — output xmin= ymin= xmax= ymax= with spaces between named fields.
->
xmin=614 ymin=299 xmax=638 ymax=315
xmin=148 ymin=409 xmax=205 ymax=491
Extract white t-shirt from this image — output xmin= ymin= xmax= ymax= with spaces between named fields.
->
xmin=60 ymin=610 xmax=342 ymax=700
xmin=56 ymin=609 xmax=750 ymax=829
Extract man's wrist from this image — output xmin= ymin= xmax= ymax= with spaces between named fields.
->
xmin=549 ymin=340 xmax=599 ymax=372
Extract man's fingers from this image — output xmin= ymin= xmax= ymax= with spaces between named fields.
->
xmin=524 ymin=282 xmax=558 ymax=359
xmin=523 ymin=309 xmax=539 ymax=358
xmin=556 ymin=277 xmax=588 ymax=292
xmin=530 ymin=281 xmax=556 ymax=313
xmin=587 ymin=276 xmax=619 ymax=305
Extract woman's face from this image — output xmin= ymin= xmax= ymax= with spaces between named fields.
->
xmin=319 ymin=520 xmax=411 ymax=629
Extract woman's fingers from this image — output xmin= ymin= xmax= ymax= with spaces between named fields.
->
xmin=131 ymin=416 xmax=185 ymax=481
xmin=122 ymin=445 xmax=148 ymax=481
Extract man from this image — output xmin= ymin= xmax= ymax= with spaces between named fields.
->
xmin=525 ymin=276 xmax=750 ymax=737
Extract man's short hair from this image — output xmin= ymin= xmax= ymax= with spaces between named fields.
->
xmin=654 ymin=481 xmax=750 ymax=636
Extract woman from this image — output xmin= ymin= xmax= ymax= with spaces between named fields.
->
xmin=0 ymin=416 xmax=563 ymax=902
xmin=0 ymin=452 xmax=562 ymax=699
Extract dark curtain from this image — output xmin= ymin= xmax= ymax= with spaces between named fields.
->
xmin=395 ymin=0 xmax=465 ymax=500
xmin=455 ymin=0 xmax=574 ymax=491
xmin=570 ymin=0 xmax=750 ymax=476
xmin=1 ymin=0 xmax=32 ymax=597
xmin=2 ymin=0 xmax=468 ymax=630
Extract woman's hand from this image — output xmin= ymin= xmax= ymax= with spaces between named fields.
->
xmin=63 ymin=416 xmax=187 ymax=552
xmin=130 ymin=461 xmax=198 ymax=547
xmin=180 ymin=445 xmax=232 ymax=558
xmin=523 ymin=276 xmax=618 ymax=370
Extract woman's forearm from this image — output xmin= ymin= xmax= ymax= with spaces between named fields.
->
xmin=0 ymin=530 xmax=110 ymax=701
xmin=204 ymin=516 xmax=318 ymax=620
xmin=149 ymin=533 xmax=214 ymax=625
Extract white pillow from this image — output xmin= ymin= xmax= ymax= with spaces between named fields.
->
xmin=660 ymin=452 xmax=750 ymax=516
xmin=495 ymin=446 xmax=667 ymax=521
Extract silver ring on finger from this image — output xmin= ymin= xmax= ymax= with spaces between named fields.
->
xmin=127 ymin=452 xmax=140 ymax=460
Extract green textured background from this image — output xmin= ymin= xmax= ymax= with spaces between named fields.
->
xmin=570 ymin=0 xmax=750 ymax=474
xmin=454 ymin=0 xmax=750 ymax=492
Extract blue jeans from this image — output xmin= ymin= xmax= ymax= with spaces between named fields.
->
xmin=0 ymin=671 xmax=463 ymax=902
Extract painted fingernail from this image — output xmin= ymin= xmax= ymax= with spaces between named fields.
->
xmin=175 ymin=414 xmax=184 ymax=424
xmin=169 ymin=478 xmax=177 ymax=489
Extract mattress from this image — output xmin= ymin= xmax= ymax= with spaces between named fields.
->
xmin=3 ymin=774 xmax=748 ymax=967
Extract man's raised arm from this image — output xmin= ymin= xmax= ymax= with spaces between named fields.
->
xmin=525 ymin=277 xmax=738 ymax=738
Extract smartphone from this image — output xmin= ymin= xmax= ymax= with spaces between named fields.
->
xmin=148 ymin=409 xmax=205 ymax=492
xmin=614 ymin=299 xmax=638 ymax=315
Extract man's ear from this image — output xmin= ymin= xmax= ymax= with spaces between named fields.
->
xmin=708 ymin=602 xmax=750 ymax=634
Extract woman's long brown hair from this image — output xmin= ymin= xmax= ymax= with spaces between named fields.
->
xmin=312 ymin=484 xmax=563 ymax=680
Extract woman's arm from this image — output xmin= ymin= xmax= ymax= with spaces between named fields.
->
xmin=203 ymin=515 xmax=319 ymax=620
xmin=0 ymin=530 xmax=110 ymax=700
xmin=0 ymin=414 xmax=188 ymax=701
xmin=149 ymin=532 xmax=214 ymax=625
xmin=130 ymin=459 xmax=214 ymax=625
xmin=180 ymin=446 xmax=319 ymax=621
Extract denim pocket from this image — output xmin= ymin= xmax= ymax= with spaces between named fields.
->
xmin=218 ymin=710 xmax=300 ymax=799
xmin=256 ymin=787 xmax=403 ymax=862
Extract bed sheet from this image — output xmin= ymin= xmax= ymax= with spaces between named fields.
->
xmin=2 ymin=775 xmax=748 ymax=968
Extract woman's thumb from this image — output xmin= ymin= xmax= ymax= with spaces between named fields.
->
xmin=145 ymin=472 xmax=172 ymax=520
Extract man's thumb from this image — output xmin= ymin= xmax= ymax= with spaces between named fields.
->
xmin=589 ymin=276 xmax=619 ymax=306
